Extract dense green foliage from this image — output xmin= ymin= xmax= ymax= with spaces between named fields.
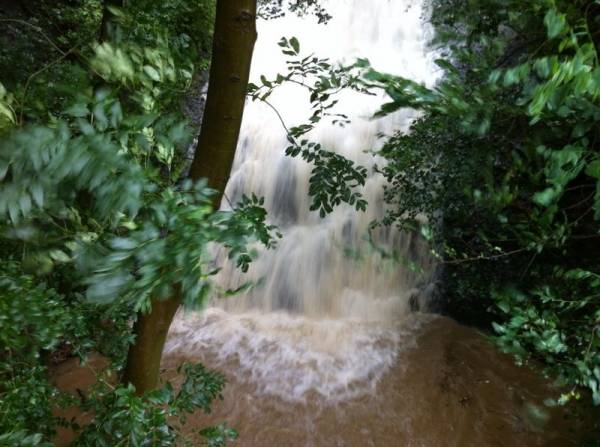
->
xmin=74 ymin=363 xmax=235 ymax=446
xmin=366 ymin=0 xmax=600 ymax=406
xmin=258 ymin=0 xmax=331 ymax=23
xmin=0 ymin=1 xmax=272 ymax=445
xmin=2 ymin=0 xmax=599 ymax=444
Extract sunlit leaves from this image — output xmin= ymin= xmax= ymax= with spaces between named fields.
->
xmin=90 ymin=36 xmax=194 ymax=120
xmin=0 ymin=122 xmax=146 ymax=224
xmin=0 ymin=83 xmax=16 ymax=132
xmin=92 ymin=43 xmax=135 ymax=82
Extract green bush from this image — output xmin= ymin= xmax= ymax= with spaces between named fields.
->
xmin=367 ymin=0 xmax=600 ymax=405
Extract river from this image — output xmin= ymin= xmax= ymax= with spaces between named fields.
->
xmin=163 ymin=1 xmax=594 ymax=445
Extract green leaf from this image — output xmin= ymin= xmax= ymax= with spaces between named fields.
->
xmin=497 ymin=300 xmax=510 ymax=313
xmin=533 ymin=187 xmax=559 ymax=206
xmin=66 ymin=103 xmax=89 ymax=118
xmin=585 ymin=160 xmax=600 ymax=178
xmin=143 ymin=65 xmax=161 ymax=81
xmin=110 ymin=238 xmax=138 ymax=250
xmin=260 ymin=75 xmax=272 ymax=88
xmin=544 ymin=9 xmax=567 ymax=39
xmin=19 ymin=193 xmax=32 ymax=216
xmin=289 ymin=36 xmax=300 ymax=54
xmin=434 ymin=59 xmax=458 ymax=74
xmin=0 ymin=101 xmax=15 ymax=124
xmin=49 ymin=250 xmax=70 ymax=263
xmin=30 ymin=184 xmax=44 ymax=207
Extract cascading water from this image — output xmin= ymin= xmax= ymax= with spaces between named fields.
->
xmin=167 ymin=0 xmax=439 ymax=400
xmin=213 ymin=0 xmax=439 ymax=320
xmin=164 ymin=2 xmax=585 ymax=445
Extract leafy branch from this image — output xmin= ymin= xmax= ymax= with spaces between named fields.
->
xmin=248 ymin=36 xmax=371 ymax=216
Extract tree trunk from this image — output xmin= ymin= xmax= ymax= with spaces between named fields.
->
xmin=188 ymin=0 xmax=258 ymax=208
xmin=122 ymin=0 xmax=257 ymax=395
xmin=122 ymin=292 xmax=182 ymax=392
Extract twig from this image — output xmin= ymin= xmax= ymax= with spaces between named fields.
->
xmin=222 ymin=191 xmax=234 ymax=210
xmin=261 ymin=98 xmax=295 ymax=142
xmin=564 ymin=192 xmax=595 ymax=211
xmin=571 ymin=234 xmax=600 ymax=240
xmin=442 ymin=248 xmax=526 ymax=265
xmin=0 ymin=19 xmax=66 ymax=56
xmin=19 ymin=47 xmax=77 ymax=123
xmin=584 ymin=325 xmax=597 ymax=360
xmin=520 ymin=252 xmax=537 ymax=280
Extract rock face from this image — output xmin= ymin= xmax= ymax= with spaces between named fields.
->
xmin=179 ymin=70 xmax=210 ymax=179
xmin=182 ymin=70 xmax=210 ymax=129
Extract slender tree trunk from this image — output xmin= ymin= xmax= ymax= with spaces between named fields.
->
xmin=122 ymin=292 xmax=182 ymax=392
xmin=188 ymin=0 xmax=258 ymax=208
xmin=122 ymin=0 xmax=257 ymax=395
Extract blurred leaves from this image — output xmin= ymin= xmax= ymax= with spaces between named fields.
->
xmin=0 ymin=1 xmax=245 ymax=445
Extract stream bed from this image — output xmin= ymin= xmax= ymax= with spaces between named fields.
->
xmin=163 ymin=312 xmax=594 ymax=447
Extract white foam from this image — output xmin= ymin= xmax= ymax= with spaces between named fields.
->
xmin=166 ymin=308 xmax=426 ymax=402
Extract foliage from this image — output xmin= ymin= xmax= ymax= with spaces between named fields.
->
xmin=0 ymin=1 xmax=348 ymax=444
xmin=198 ymin=425 xmax=239 ymax=447
xmin=74 ymin=363 xmax=234 ymax=446
xmin=0 ymin=262 xmax=132 ymax=442
xmin=120 ymin=0 xmax=215 ymax=62
xmin=259 ymin=0 xmax=331 ymax=23
xmin=84 ymin=183 xmax=278 ymax=311
xmin=0 ymin=1 xmax=102 ymax=89
xmin=0 ymin=1 xmax=259 ymax=445
xmin=250 ymin=37 xmax=370 ymax=216
xmin=0 ymin=83 xmax=16 ymax=132
xmin=0 ymin=430 xmax=53 ymax=447
xmin=1 ymin=365 xmax=61 ymax=443
xmin=366 ymin=0 xmax=600 ymax=404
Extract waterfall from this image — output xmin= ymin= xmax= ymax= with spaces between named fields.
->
xmin=166 ymin=0 xmax=441 ymax=402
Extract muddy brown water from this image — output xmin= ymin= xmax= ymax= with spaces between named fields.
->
xmin=162 ymin=315 xmax=593 ymax=447
xmin=50 ymin=315 xmax=597 ymax=446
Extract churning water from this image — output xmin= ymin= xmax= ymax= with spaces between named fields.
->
xmin=167 ymin=0 xmax=438 ymax=401
xmin=163 ymin=1 xmax=589 ymax=445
